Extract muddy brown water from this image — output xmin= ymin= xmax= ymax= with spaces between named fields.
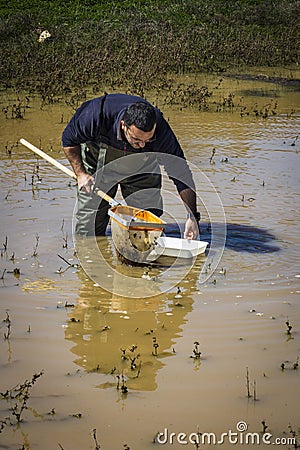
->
xmin=0 ymin=71 xmax=300 ymax=449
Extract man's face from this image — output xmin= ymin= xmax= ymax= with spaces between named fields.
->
xmin=121 ymin=120 xmax=156 ymax=149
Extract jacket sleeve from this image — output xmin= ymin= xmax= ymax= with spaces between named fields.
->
xmin=155 ymin=117 xmax=196 ymax=193
xmin=62 ymin=98 xmax=101 ymax=147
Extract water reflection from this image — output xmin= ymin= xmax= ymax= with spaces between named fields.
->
xmin=75 ymin=233 xmax=208 ymax=297
xmin=63 ymin=218 xmax=281 ymax=393
xmin=64 ymin=268 xmax=196 ymax=391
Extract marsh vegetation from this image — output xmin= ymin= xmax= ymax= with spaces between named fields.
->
xmin=0 ymin=0 xmax=299 ymax=105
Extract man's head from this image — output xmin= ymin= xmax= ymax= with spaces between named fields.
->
xmin=121 ymin=102 xmax=157 ymax=149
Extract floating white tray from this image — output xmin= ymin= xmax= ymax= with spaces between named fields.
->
xmin=148 ymin=236 xmax=208 ymax=259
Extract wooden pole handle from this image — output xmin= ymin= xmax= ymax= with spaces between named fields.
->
xmin=20 ymin=138 xmax=76 ymax=179
xmin=20 ymin=138 xmax=119 ymax=207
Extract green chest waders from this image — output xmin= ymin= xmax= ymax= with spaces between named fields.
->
xmin=76 ymin=142 xmax=163 ymax=236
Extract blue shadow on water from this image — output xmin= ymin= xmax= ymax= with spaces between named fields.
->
xmin=164 ymin=222 xmax=281 ymax=254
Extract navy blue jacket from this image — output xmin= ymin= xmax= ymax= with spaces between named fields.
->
xmin=62 ymin=93 xmax=195 ymax=192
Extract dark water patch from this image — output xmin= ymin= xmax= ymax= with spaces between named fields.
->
xmin=200 ymin=222 xmax=280 ymax=254
xmin=226 ymin=73 xmax=300 ymax=90
xmin=236 ymin=89 xmax=280 ymax=98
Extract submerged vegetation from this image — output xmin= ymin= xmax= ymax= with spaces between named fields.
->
xmin=0 ymin=0 xmax=299 ymax=102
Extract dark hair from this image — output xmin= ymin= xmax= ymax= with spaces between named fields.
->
xmin=123 ymin=102 xmax=156 ymax=132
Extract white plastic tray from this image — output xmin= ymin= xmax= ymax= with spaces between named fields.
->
xmin=148 ymin=237 xmax=208 ymax=259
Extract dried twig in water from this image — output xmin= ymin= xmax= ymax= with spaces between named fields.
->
xmin=209 ymin=148 xmax=216 ymax=164
xmin=61 ymin=219 xmax=68 ymax=248
xmin=91 ymin=428 xmax=101 ymax=449
xmin=32 ymin=233 xmax=40 ymax=257
xmin=246 ymin=367 xmax=251 ymax=398
xmin=56 ymin=254 xmax=79 ymax=274
xmin=3 ymin=312 xmax=11 ymax=340
xmin=0 ymin=269 xmax=6 ymax=280
xmin=152 ymin=337 xmax=159 ymax=356
xmin=252 ymin=379 xmax=258 ymax=401
xmin=285 ymin=320 xmax=293 ymax=335
xmin=3 ymin=236 xmax=8 ymax=251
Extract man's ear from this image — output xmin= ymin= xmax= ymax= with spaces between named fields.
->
xmin=120 ymin=119 xmax=126 ymax=130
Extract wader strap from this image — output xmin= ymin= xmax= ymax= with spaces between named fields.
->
xmin=97 ymin=93 xmax=108 ymax=142
xmin=97 ymin=143 xmax=107 ymax=170
xmin=81 ymin=93 xmax=108 ymax=174
xmin=96 ymin=93 xmax=109 ymax=170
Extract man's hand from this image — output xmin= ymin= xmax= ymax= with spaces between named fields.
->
xmin=77 ymin=173 xmax=95 ymax=193
xmin=184 ymin=217 xmax=200 ymax=240
xmin=179 ymin=188 xmax=199 ymax=239
xmin=63 ymin=145 xmax=95 ymax=193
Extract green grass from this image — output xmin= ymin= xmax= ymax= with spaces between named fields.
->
xmin=0 ymin=0 xmax=299 ymax=96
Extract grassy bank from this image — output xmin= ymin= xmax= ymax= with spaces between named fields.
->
xmin=0 ymin=0 xmax=299 ymax=100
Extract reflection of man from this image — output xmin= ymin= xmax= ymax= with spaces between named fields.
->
xmin=65 ymin=268 xmax=195 ymax=392
xmin=62 ymin=93 xmax=200 ymax=237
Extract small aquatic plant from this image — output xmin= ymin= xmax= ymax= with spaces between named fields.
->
xmin=252 ymin=379 xmax=258 ymax=401
xmin=70 ymin=317 xmax=80 ymax=323
xmin=281 ymin=357 xmax=299 ymax=371
xmin=287 ymin=424 xmax=299 ymax=449
xmin=56 ymin=254 xmax=80 ymax=274
xmin=291 ymin=135 xmax=298 ymax=147
xmin=246 ymin=367 xmax=251 ymax=398
xmin=2 ymin=100 xmax=27 ymax=120
xmin=209 ymin=148 xmax=216 ymax=165
xmin=65 ymin=301 xmax=75 ymax=308
xmin=32 ymin=233 xmax=39 ymax=257
xmin=2 ymin=236 xmax=8 ymax=252
xmin=190 ymin=341 xmax=202 ymax=359
xmin=116 ymin=373 xmax=128 ymax=395
xmin=0 ymin=370 xmax=44 ymax=425
xmin=13 ymin=268 xmax=20 ymax=279
xmin=0 ymin=269 xmax=6 ymax=280
xmin=261 ymin=420 xmax=268 ymax=433
xmin=174 ymin=287 xmax=183 ymax=306
xmin=219 ymin=92 xmax=235 ymax=111
xmin=120 ymin=345 xmax=140 ymax=371
xmin=152 ymin=337 xmax=159 ymax=356
xmin=3 ymin=312 xmax=11 ymax=340
xmin=245 ymin=367 xmax=259 ymax=401
xmin=174 ymin=286 xmax=182 ymax=299
xmin=91 ymin=428 xmax=101 ymax=450
xmin=219 ymin=267 xmax=227 ymax=276
xmin=285 ymin=320 xmax=293 ymax=335
xmin=4 ymin=190 xmax=10 ymax=200
xmin=61 ymin=219 xmax=68 ymax=248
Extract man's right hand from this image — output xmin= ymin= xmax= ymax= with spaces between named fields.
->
xmin=63 ymin=146 xmax=95 ymax=193
xmin=77 ymin=173 xmax=95 ymax=193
